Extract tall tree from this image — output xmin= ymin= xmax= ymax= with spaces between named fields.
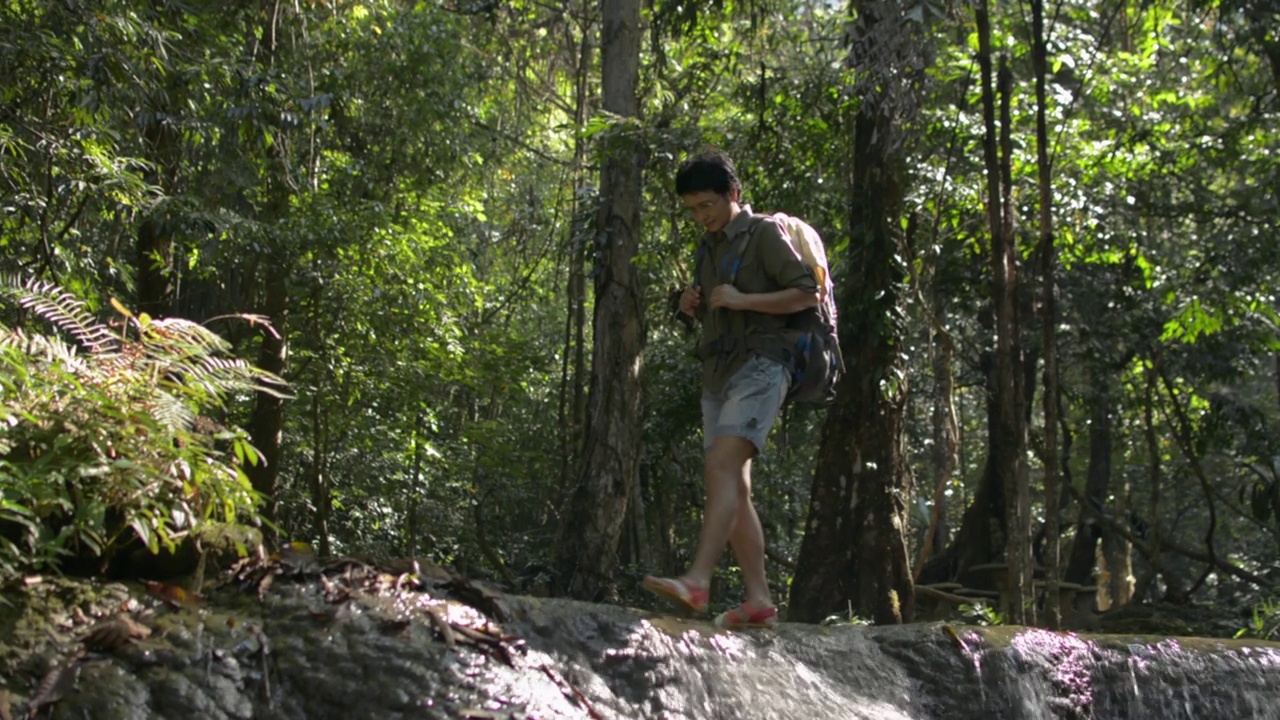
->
xmin=1031 ymin=0 xmax=1063 ymax=628
xmin=976 ymin=1 xmax=1032 ymax=623
xmin=557 ymin=0 xmax=644 ymax=600
xmin=240 ymin=3 xmax=300 ymax=537
xmin=558 ymin=0 xmax=596 ymax=498
xmin=789 ymin=0 xmax=923 ymax=624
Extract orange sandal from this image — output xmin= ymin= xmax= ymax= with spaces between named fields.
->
xmin=714 ymin=601 xmax=778 ymax=629
xmin=641 ymin=575 xmax=709 ymax=614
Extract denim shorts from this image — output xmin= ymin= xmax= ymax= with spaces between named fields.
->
xmin=702 ymin=354 xmax=790 ymax=455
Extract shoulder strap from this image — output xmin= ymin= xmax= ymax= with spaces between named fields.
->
xmin=725 ymin=216 xmax=766 ymax=285
xmin=693 ymin=239 xmax=710 ymax=288
xmin=693 ymin=215 xmax=768 ymax=288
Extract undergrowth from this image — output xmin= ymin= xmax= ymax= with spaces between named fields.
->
xmin=0 ymin=277 xmax=287 ymax=581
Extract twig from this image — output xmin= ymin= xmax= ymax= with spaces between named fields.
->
xmin=540 ymin=665 xmax=602 ymax=720
xmin=425 ymin=607 xmax=456 ymax=650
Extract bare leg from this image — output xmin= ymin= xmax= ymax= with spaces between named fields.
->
xmin=684 ymin=435 xmax=757 ymax=592
xmin=728 ymin=474 xmax=773 ymax=608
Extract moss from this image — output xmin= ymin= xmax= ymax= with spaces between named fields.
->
xmin=0 ymin=577 xmax=134 ymax=685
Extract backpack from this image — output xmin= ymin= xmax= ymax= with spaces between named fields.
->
xmin=695 ymin=212 xmax=845 ymax=405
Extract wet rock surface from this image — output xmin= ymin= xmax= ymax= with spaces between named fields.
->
xmin=3 ymin=560 xmax=1280 ymax=719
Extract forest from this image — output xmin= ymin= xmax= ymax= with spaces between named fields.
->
xmin=1 ymin=0 xmax=1278 ymax=634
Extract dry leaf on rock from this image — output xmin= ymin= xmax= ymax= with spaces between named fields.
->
xmin=144 ymin=581 xmax=199 ymax=609
xmin=81 ymin=615 xmax=152 ymax=652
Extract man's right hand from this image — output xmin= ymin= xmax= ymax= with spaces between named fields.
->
xmin=680 ymin=285 xmax=702 ymax=316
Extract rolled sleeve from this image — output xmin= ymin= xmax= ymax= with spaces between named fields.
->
xmin=755 ymin=221 xmax=818 ymax=293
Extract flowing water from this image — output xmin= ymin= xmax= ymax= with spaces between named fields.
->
xmin=6 ymin=581 xmax=1280 ymax=719
xmin=501 ymin=598 xmax=1280 ymax=719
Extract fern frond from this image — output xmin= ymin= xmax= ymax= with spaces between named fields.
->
xmin=1 ymin=276 xmax=276 ymax=580
xmin=150 ymin=391 xmax=196 ymax=432
xmin=0 ymin=327 xmax=90 ymax=373
xmin=1 ymin=277 xmax=118 ymax=353
xmin=164 ymin=356 xmax=290 ymax=402
xmin=144 ymin=317 xmax=233 ymax=356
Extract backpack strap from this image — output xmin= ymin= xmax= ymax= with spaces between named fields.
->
xmin=694 ymin=216 xmax=771 ymax=361
xmin=693 ymin=238 xmax=710 ymax=288
xmin=692 ymin=216 xmax=762 ymax=289
xmin=723 ymin=216 xmax=765 ymax=286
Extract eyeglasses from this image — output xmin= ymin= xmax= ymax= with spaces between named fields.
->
xmin=683 ymin=197 xmax=725 ymax=216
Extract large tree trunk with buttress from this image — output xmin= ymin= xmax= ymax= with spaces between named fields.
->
xmin=789 ymin=62 xmax=913 ymax=625
xmin=919 ymin=354 xmax=1006 ymax=585
xmin=917 ymin=341 xmax=1039 ymax=586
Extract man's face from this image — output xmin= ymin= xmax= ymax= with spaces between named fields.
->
xmin=682 ymin=190 xmax=735 ymax=234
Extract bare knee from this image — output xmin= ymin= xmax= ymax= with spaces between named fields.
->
xmin=705 ymin=436 xmax=754 ymax=479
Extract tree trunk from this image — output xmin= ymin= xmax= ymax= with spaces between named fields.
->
xmin=558 ymin=7 xmax=594 ymax=497
xmin=913 ymin=315 xmax=958 ymax=580
xmin=246 ymin=268 xmax=288 ymax=538
xmin=135 ymin=217 xmax=174 ymax=319
xmin=1103 ymin=479 xmax=1134 ymax=609
xmin=1064 ymin=378 xmax=1112 ymax=585
xmin=789 ymin=2 xmax=914 ymax=622
xmin=952 ymin=365 xmax=1007 ymax=575
xmin=1158 ymin=363 xmax=1222 ymax=596
xmin=243 ymin=0 xmax=294 ymax=547
xmin=976 ymin=1 xmax=1031 ymax=624
xmin=135 ymin=70 xmax=181 ymax=319
xmin=556 ymin=0 xmax=643 ymax=601
xmin=1135 ymin=362 xmax=1188 ymax=602
xmin=309 ymin=393 xmax=330 ymax=556
xmin=1031 ymin=0 xmax=1061 ymax=628
xmin=406 ymin=411 xmax=424 ymax=556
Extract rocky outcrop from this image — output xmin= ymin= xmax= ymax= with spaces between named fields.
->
xmin=2 ymin=559 xmax=1279 ymax=719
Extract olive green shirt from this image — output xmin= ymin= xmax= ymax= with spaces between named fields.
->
xmin=695 ymin=205 xmax=818 ymax=394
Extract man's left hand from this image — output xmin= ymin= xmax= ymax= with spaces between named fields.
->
xmin=709 ymin=284 xmax=745 ymax=310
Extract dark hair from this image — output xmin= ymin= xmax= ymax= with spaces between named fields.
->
xmin=675 ymin=149 xmax=741 ymax=197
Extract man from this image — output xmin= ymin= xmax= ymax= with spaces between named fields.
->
xmin=642 ymin=150 xmax=818 ymax=629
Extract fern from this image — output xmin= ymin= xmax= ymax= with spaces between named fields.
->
xmin=0 ymin=276 xmax=118 ymax=353
xmin=0 ymin=327 xmax=88 ymax=372
xmin=142 ymin=316 xmax=234 ymax=357
xmin=149 ymin=390 xmax=198 ymax=432
xmin=0 ymin=276 xmax=288 ymax=580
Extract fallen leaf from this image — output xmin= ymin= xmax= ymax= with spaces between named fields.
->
xmin=145 ymin=581 xmax=199 ymax=609
xmin=82 ymin=615 xmax=152 ymax=652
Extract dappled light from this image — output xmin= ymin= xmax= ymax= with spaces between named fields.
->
xmin=2 ymin=0 xmax=1279 ymax=714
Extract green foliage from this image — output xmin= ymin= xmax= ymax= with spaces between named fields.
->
xmin=0 ymin=278 xmax=284 ymax=580
xmin=1234 ymin=593 xmax=1280 ymax=641
xmin=958 ymin=602 xmax=1007 ymax=627
xmin=1 ymin=0 xmax=1279 ymax=618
